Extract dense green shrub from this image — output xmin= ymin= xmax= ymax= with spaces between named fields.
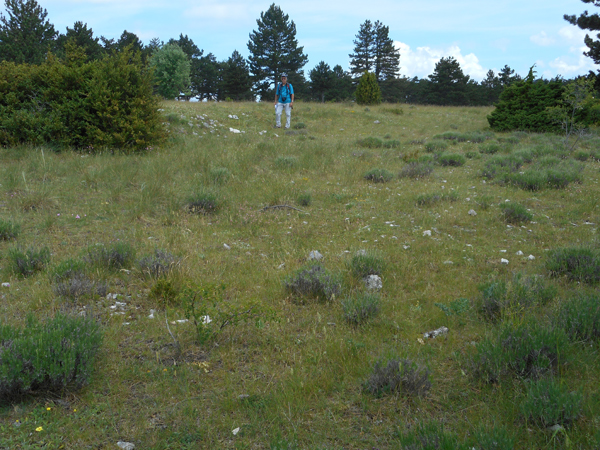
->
xmin=481 ymin=155 xmax=524 ymax=179
xmin=292 ymin=122 xmax=306 ymax=129
xmin=416 ymin=192 xmax=458 ymax=206
xmin=438 ymin=153 xmax=466 ymax=167
xmin=424 ymin=140 xmax=448 ymax=152
xmin=382 ymin=139 xmax=401 ymax=149
xmin=479 ymin=143 xmax=502 ymax=154
xmin=51 ymin=258 xmax=107 ymax=300
xmin=296 ymin=192 xmax=312 ymax=207
xmin=520 ymin=378 xmax=582 ymax=428
xmin=471 ymin=320 xmax=568 ymax=383
xmin=499 ymin=202 xmax=533 ymax=224
xmin=0 ymin=314 xmax=102 ymax=403
xmin=487 ymin=68 xmax=563 ymax=132
xmin=348 ymin=251 xmax=385 ymax=278
xmin=356 ymin=137 xmax=383 ymax=148
xmin=364 ymin=168 xmax=394 ymax=183
xmin=553 ymin=293 xmax=600 ymax=342
xmin=546 ymin=247 xmax=600 ymax=284
xmin=0 ymin=47 xmax=165 ymax=151
xmin=186 ymin=190 xmax=220 ymax=215
xmin=342 ymin=292 xmax=380 ymax=326
xmin=285 ymin=264 xmax=340 ymax=302
xmin=398 ymin=162 xmax=434 ymax=179
xmin=83 ymin=242 xmax=136 ymax=271
xmin=365 ymin=358 xmax=431 ymax=397
xmin=137 ymin=249 xmax=179 ymax=278
xmin=6 ymin=246 xmax=50 ymax=277
xmin=477 ymin=274 xmax=556 ymax=322
xmin=0 ymin=219 xmax=20 ymax=240
xmin=355 ymin=72 xmax=382 ymax=105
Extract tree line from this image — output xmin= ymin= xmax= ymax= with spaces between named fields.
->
xmin=1 ymin=0 xmax=600 ymax=105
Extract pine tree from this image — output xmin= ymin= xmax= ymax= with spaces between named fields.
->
xmin=328 ymin=65 xmax=354 ymax=101
xmin=349 ymin=20 xmax=375 ymax=79
xmin=355 ymin=71 xmax=382 ymax=105
xmin=247 ymin=3 xmax=308 ymax=100
xmin=309 ymin=61 xmax=334 ymax=102
xmin=56 ymin=21 xmax=103 ymax=61
xmin=221 ymin=50 xmax=253 ymax=101
xmin=350 ymin=20 xmax=400 ymax=82
xmin=565 ymin=1 xmax=600 ymax=65
xmin=0 ymin=0 xmax=57 ymax=64
xmin=195 ymin=53 xmax=221 ymax=100
xmin=373 ymin=21 xmax=400 ymax=81
xmin=426 ymin=57 xmax=470 ymax=105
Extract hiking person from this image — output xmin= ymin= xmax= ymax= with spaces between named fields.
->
xmin=274 ymin=73 xmax=294 ymax=129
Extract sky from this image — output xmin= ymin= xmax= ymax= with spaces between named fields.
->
xmin=12 ymin=0 xmax=600 ymax=81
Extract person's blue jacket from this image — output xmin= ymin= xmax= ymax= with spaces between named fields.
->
xmin=276 ymin=83 xmax=294 ymax=104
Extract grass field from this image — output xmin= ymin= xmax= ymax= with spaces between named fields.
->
xmin=1 ymin=100 xmax=600 ymax=449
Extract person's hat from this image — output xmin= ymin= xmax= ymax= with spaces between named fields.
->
xmin=281 ymin=73 xmax=288 ymax=77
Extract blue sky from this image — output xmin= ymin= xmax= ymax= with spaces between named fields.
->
xmin=19 ymin=0 xmax=600 ymax=81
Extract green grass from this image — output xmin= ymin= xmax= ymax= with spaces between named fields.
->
xmin=1 ymin=101 xmax=600 ymax=448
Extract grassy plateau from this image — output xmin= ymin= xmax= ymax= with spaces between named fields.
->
xmin=1 ymin=101 xmax=600 ymax=449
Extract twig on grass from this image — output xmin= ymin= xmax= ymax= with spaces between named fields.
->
xmin=259 ymin=204 xmax=309 ymax=214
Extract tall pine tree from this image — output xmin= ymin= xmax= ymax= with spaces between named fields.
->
xmin=0 ymin=0 xmax=57 ymax=64
xmin=221 ymin=50 xmax=253 ymax=101
xmin=565 ymin=0 xmax=600 ymax=65
xmin=349 ymin=20 xmax=400 ymax=82
xmin=247 ymin=4 xmax=308 ymax=100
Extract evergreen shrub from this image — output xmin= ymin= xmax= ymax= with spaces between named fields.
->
xmin=136 ymin=249 xmax=179 ymax=278
xmin=355 ymin=72 xmax=382 ymax=105
xmin=348 ymin=252 xmax=385 ymax=278
xmin=51 ymin=258 xmax=107 ymax=300
xmin=499 ymin=202 xmax=533 ymax=224
xmin=471 ymin=320 xmax=568 ymax=383
xmin=365 ymin=358 xmax=431 ymax=397
xmin=7 ymin=246 xmax=50 ymax=277
xmin=424 ymin=140 xmax=448 ymax=153
xmin=0 ymin=314 xmax=102 ymax=403
xmin=553 ymin=293 xmax=600 ymax=342
xmin=364 ymin=168 xmax=394 ymax=183
xmin=186 ymin=190 xmax=220 ymax=215
xmin=83 ymin=242 xmax=136 ymax=271
xmin=356 ymin=137 xmax=383 ymax=148
xmin=520 ymin=378 xmax=582 ymax=428
xmin=438 ymin=153 xmax=466 ymax=166
xmin=546 ymin=247 xmax=600 ymax=284
xmin=285 ymin=264 xmax=340 ymax=302
xmin=296 ymin=192 xmax=312 ymax=207
xmin=0 ymin=47 xmax=164 ymax=151
xmin=0 ymin=219 xmax=20 ymax=240
xmin=342 ymin=292 xmax=380 ymax=326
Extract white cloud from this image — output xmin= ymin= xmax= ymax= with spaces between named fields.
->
xmin=530 ymin=31 xmax=554 ymax=46
xmin=394 ymin=41 xmax=487 ymax=80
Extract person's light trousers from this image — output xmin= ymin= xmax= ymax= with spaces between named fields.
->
xmin=275 ymin=103 xmax=292 ymax=128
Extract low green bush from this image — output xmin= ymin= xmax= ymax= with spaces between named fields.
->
xmin=424 ymin=140 xmax=448 ymax=153
xmin=546 ymin=247 xmax=600 ymax=284
xmin=499 ymin=202 xmax=533 ymax=224
xmin=6 ymin=246 xmax=50 ymax=277
xmin=0 ymin=314 xmax=102 ymax=403
xmin=398 ymin=162 xmax=434 ymax=179
xmin=348 ymin=251 xmax=385 ymax=278
xmin=438 ymin=153 xmax=466 ymax=167
xmin=83 ymin=242 xmax=136 ymax=272
xmin=285 ymin=264 xmax=341 ymax=302
xmin=477 ymin=274 xmax=556 ymax=322
xmin=356 ymin=137 xmax=383 ymax=148
xmin=397 ymin=422 xmax=468 ymax=450
xmin=137 ymin=249 xmax=179 ymax=278
xmin=479 ymin=143 xmax=502 ymax=154
xmin=292 ymin=122 xmax=306 ymax=129
xmin=416 ymin=192 xmax=458 ymax=207
xmin=186 ymin=190 xmax=220 ymax=215
xmin=471 ymin=320 xmax=568 ymax=383
xmin=0 ymin=219 xmax=20 ymax=240
xmin=365 ymin=358 xmax=431 ymax=398
xmin=553 ymin=293 xmax=600 ymax=342
xmin=51 ymin=258 xmax=107 ymax=300
xmin=382 ymin=139 xmax=401 ymax=149
xmin=520 ymin=378 xmax=582 ymax=428
xmin=296 ymin=192 xmax=312 ymax=207
xmin=574 ymin=151 xmax=589 ymax=161
xmin=364 ymin=168 xmax=394 ymax=183
xmin=342 ymin=292 xmax=380 ymax=326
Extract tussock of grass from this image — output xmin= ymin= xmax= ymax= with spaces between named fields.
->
xmin=365 ymin=358 xmax=431 ymax=397
xmin=285 ymin=264 xmax=340 ymax=302
xmin=364 ymin=168 xmax=394 ymax=183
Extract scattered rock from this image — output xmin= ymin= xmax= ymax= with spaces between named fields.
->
xmin=308 ymin=250 xmax=323 ymax=261
xmin=117 ymin=442 xmax=135 ymax=450
xmin=423 ymin=326 xmax=448 ymax=339
xmin=501 ymin=258 xmax=509 ymax=264
xmin=228 ymin=114 xmax=239 ymax=120
xmin=516 ymin=250 xmax=524 ymax=255
xmin=148 ymin=309 xmax=156 ymax=319
xmin=229 ymin=128 xmax=241 ymax=134
xmin=238 ymin=394 xmax=249 ymax=400
xmin=356 ymin=249 xmax=367 ymax=256
xmin=1 ymin=283 xmax=9 ymax=288
xmin=547 ymin=424 xmax=564 ymax=433
xmin=443 ymin=261 xmax=453 ymax=265
xmin=528 ymin=255 xmax=535 ymax=260
xmin=365 ymin=274 xmax=382 ymax=290
xmin=468 ymin=209 xmax=477 ymax=216
xmin=423 ymin=230 xmax=432 ymax=236
xmin=223 ymin=244 xmax=231 ymax=250
xmin=373 ymin=120 xmax=380 ymax=124
xmin=232 ymin=427 xmax=240 ymax=436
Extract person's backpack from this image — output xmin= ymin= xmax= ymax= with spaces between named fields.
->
xmin=277 ymin=83 xmax=292 ymax=102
